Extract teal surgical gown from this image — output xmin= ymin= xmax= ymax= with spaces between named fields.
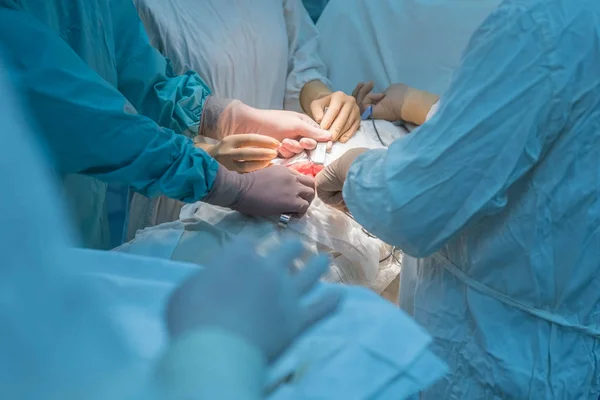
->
xmin=0 ymin=0 xmax=217 ymax=250
xmin=0 ymin=57 xmax=269 ymax=400
xmin=344 ymin=0 xmax=600 ymax=398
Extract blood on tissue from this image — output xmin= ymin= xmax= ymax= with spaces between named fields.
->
xmin=286 ymin=161 xmax=324 ymax=178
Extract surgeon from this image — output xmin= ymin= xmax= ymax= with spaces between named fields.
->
xmin=0 ymin=58 xmax=342 ymax=399
xmin=129 ymin=0 xmax=359 ymax=237
xmin=135 ymin=0 xmax=360 ymax=155
xmin=316 ymin=0 xmax=600 ymax=397
xmin=0 ymin=0 xmax=331 ymax=250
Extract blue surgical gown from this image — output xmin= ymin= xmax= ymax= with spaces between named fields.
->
xmin=0 ymin=0 xmax=217 ymax=250
xmin=344 ymin=0 xmax=600 ymax=398
xmin=0 ymin=56 xmax=267 ymax=400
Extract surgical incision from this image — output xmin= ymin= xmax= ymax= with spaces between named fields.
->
xmin=286 ymin=161 xmax=324 ymax=178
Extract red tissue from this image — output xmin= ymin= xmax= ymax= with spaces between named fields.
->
xmin=287 ymin=161 xmax=324 ymax=178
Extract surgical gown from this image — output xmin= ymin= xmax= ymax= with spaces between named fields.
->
xmin=344 ymin=0 xmax=600 ymax=398
xmin=134 ymin=0 xmax=329 ymax=112
xmin=0 ymin=58 xmax=269 ymax=400
xmin=129 ymin=0 xmax=331 ymax=238
xmin=316 ymin=0 xmax=501 ymax=95
xmin=0 ymin=0 xmax=217 ymax=250
xmin=0 ymin=54 xmax=151 ymax=400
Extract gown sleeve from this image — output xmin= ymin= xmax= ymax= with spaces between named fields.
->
xmin=158 ymin=328 xmax=265 ymax=400
xmin=0 ymin=7 xmax=219 ymax=202
xmin=110 ymin=0 xmax=212 ymax=137
xmin=283 ymin=0 xmax=332 ymax=112
xmin=343 ymin=4 xmax=567 ymax=257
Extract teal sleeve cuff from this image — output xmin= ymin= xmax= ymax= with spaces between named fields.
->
xmin=110 ymin=0 xmax=212 ymax=137
xmin=0 ymin=8 xmax=218 ymax=204
xmin=158 ymin=328 xmax=266 ymax=400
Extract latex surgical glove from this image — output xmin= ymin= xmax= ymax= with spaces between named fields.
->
xmin=197 ymin=134 xmax=280 ymax=173
xmin=352 ymin=82 xmax=439 ymax=125
xmin=166 ymin=237 xmax=344 ymax=361
xmin=315 ymin=148 xmax=369 ymax=210
xmin=301 ymin=80 xmax=361 ymax=144
xmin=204 ymin=164 xmax=316 ymax=217
xmin=278 ymin=137 xmax=320 ymax=159
xmin=200 ymin=96 xmax=331 ymax=145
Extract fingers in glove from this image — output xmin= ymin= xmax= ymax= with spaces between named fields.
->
xmin=295 ymin=115 xmax=332 ymax=141
xmin=319 ymin=94 xmax=344 ymax=131
xmin=281 ymin=139 xmax=304 ymax=154
xmin=298 ymin=113 xmax=323 ymax=129
xmin=329 ymin=101 xmax=355 ymax=141
xmin=338 ymin=119 xmax=361 ymax=144
xmin=299 ymin=287 xmax=344 ymax=333
xmin=270 ymin=240 xmax=307 ymax=271
xmin=318 ymin=190 xmax=346 ymax=209
xmin=351 ymin=82 xmax=364 ymax=99
xmin=315 ymin=166 xmax=342 ymax=194
xmin=278 ymin=146 xmax=296 ymax=159
xmin=299 ymin=137 xmax=317 ymax=150
xmin=295 ymin=172 xmax=316 ymax=189
xmin=364 ymin=92 xmax=385 ymax=105
xmin=309 ymin=98 xmax=327 ymax=124
xmin=297 ymin=183 xmax=316 ymax=205
xmin=356 ymin=81 xmax=374 ymax=105
xmin=230 ymin=133 xmax=281 ymax=149
xmin=294 ymin=254 xmax=330 ymax=294
xmin=291 ymin=198 xmax=311 ymax=217
xmin=339 ymin=110 xmax=355 ymax=137
xmin=229 ymin=147 xmax=279 ymax=161
xmin=337 ymin=102 xmax=360 ymax=140
xmin=233 ymin=160 xmax=272 ymax=173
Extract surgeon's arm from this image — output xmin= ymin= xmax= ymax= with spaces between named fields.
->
xmin=343 ymin=4 xmax=566 ymax=257
xmin=400 ymin=88 xmax=440 ymax=126
xmin=158 ymin=328 xmax=265 ymax=399
xmin=110 ymin=0 xmax=211 ymax=136
xmin=0 ymin=8 xmax=217 ymax=201
xmin=283 ymin=0 xmax=332 ymax=112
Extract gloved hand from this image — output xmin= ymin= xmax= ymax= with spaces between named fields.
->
xmin=247 ymin=109 xmax=332 ymax=159
xmin=198 ymin=134 xmax=280 ymax=173
xmin=352 ymin=82 xmax=439 ymax=125
xmin=278 ymin=138 xmax=334 ymax=159
xmin=200 ymin=97 xmax=331 ymax=158
xmin=309 ymin=91 xmax=361 ymax=143
xmin=278 ymin=137 xmax=321 ymax=159
xmin=300 ymin=80 xmax=361 ymax=144
xmin=204 ymin=164 xmax=316 ymax=217
xmin=166 ymin=238 xmax=344 ymax=361
xmin=315 ymin=148 xmax=369 ymax=210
